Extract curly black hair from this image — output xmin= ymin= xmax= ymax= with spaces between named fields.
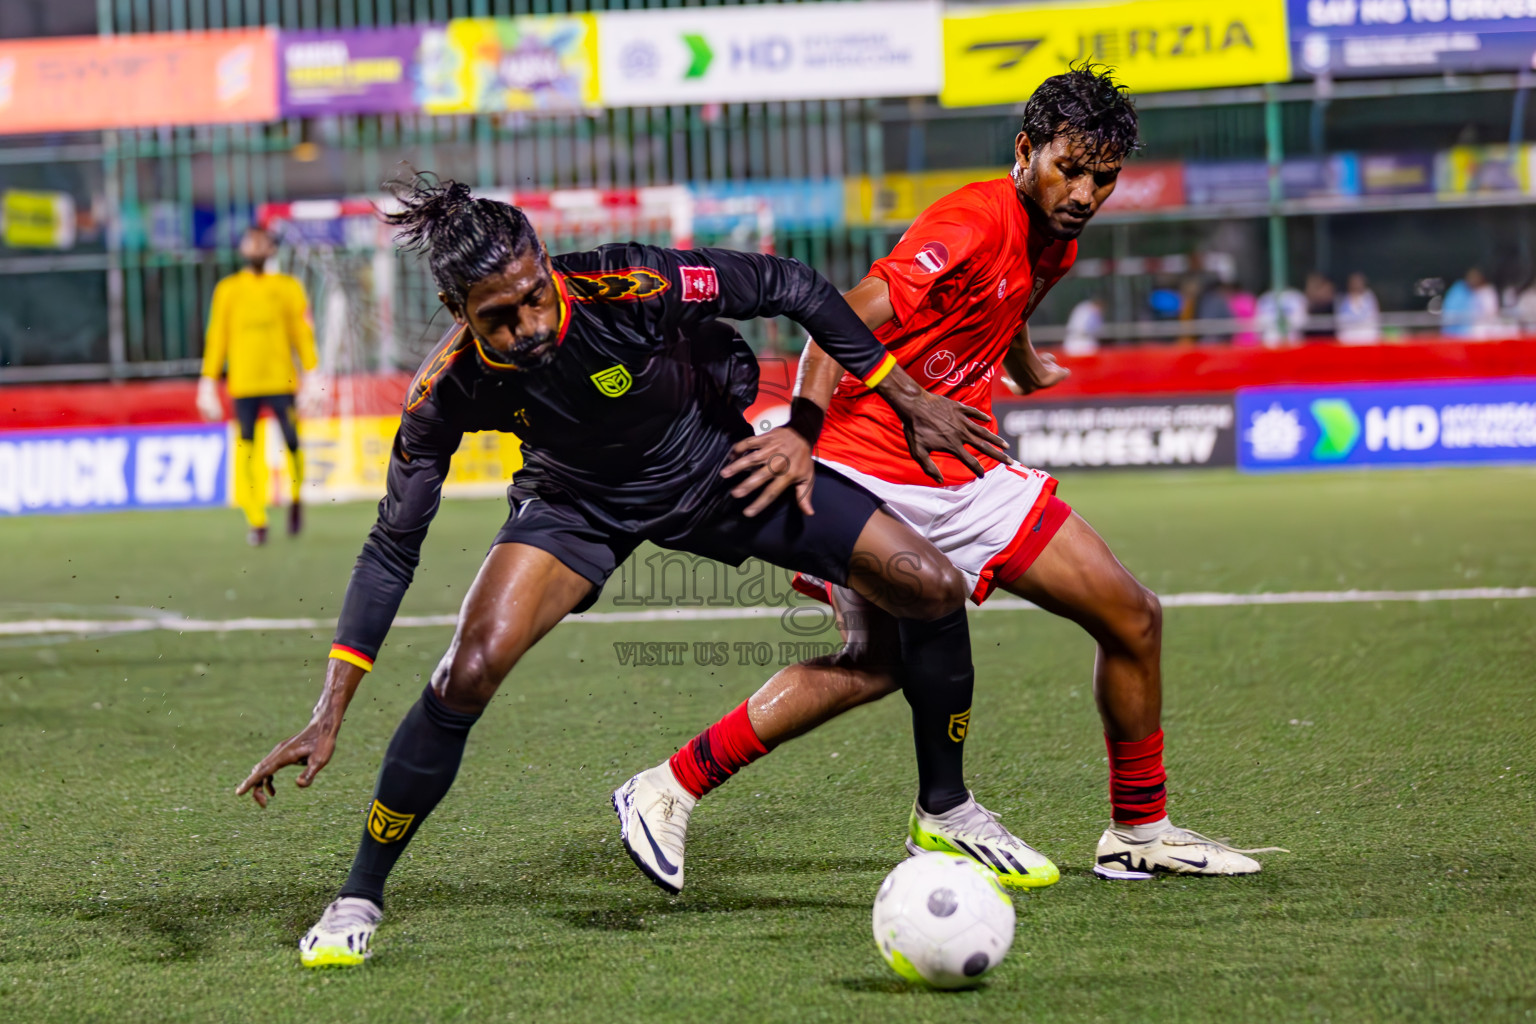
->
xmin=1019 ymin=62 xmax=1141 ymax=162
xmin=382 ymin=171 xmax=542 ymax=311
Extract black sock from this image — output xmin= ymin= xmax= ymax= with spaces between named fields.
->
xmin=897 ymin=607 xmax=974 ymax=816
xmin=338 ymin=686 xmax=481 ymax=906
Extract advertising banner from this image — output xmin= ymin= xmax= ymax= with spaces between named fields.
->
xmin=1290 ymin=0 xmax=1536 ymax=77
xmin=1184 ymin=155 xmax=1359 ymax=205
xmin=941 ymin=0 xmax=1291 ymax=108
xmin=1109 ymin=160 xmax=1188 ymax=210
xmin=279 ymin=27 xmax=423 ymax=116
xmin=1438 ymin=144 xmax=1530 ymax=195
xmin=598 ymin=2 xmax=941 ymax=107
xmin=1237 ymin=380 xmax=1536 ymax=472
xmin=0 ymin=424 xmax=229 ymax=517
xmin=274 ymin=416 xmax=523 ymax=505
xmin=421 ymin=16 xmax=599 ymax=114
xmin=692 ymin=179 xmax=844 ymax=233
xmin=997 ymin=396 xmax=1237 ymax=471
xmin=845 ymin=167 xmax=1009 ymax=226
xmin=1359 ymin=151 xmax=1436 ymax=195
xmin=0 ymin=29 xmax=278 ymax=135
xmin=2 ymin=189 xmax=76 ymax=249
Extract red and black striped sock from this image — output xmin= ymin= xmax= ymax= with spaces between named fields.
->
xmin=668 ymin=700 xmax=769 ymax=799
xmin=1107 ymin=729 xmax=1168 ymax=826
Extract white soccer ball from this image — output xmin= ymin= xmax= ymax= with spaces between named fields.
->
xmin=871 ymin=852 xmax=1016 ymax=989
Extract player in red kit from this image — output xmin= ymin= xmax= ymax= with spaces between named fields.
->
xmin=615 ymin=65 xmax=1284 ymax=891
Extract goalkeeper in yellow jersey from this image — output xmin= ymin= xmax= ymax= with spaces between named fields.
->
xmin=198 ymin=226 xmax=319 ymax=545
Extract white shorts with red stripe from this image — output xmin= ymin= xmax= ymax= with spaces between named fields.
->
xmin=797 ymin=458 xmax=1071 ymax=607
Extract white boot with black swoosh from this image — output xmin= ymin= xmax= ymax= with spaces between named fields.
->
xmin=613 ymin=763 xmax=696 ymax=894
xmin=1094 ymin=822 xmax=1287 ymax=879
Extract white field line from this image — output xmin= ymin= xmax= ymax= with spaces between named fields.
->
xmin=0 ymin=587 xmax=1532 ymax=638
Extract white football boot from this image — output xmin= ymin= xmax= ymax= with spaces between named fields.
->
xmin=1094 ymin=823 xmax=1288 ymax=879
xmin=298 ymin=896 xmax=383 ymax=968
xmin=907 ymin=793 xmax=1060 ymax=890
xmin=613 ymin=762 xmax=696 ymax=895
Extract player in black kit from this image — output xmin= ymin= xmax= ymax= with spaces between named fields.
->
xmin=233 ymin=175 xmax=1012 ymax=968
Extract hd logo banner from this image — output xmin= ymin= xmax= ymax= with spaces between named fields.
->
xmin=1237 ymin=381 xmax=1536 ymax=472
xmin=598 ymin=1 xmax=942 ymax=106
xmin=941 ymin=0 xmax=1292 ymax=108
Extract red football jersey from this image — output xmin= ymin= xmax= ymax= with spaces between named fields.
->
xmin=816 ymin=177 xmax=1076 ymax=486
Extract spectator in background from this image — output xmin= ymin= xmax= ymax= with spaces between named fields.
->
xmin=1303 ymin=272 xmax=1336 ymax=340
xmin=1195 ymin=279 xmax=1235 ymax=344
xmin=1514 ymin=276 xmax=1536 ymax=336
xmin=1063 ymin=295 xmax=1104 ymax=355
xmin=1335 ymin=272 xmax=1381 ymax=344
xmin=1147 ymin=279 xmax=1182 ymax=321
xmin=1255 ymin=284 xmax=1307 ymax=346
xmin=1228 ymin=284 xmax=1259 ymax=346
xmin=1442 ymin=267 xmax=1503 ymax=339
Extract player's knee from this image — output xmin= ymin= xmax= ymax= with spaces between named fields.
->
xmin=1119 ymin=584 xmax=1162 ymax=657
xmin=826 ymin=645 xmax=900 ymax=704
xmin=433 ymin=633 xmax=521 ymax=713
xmin=906 ymin=560 xmax=967 ymax=620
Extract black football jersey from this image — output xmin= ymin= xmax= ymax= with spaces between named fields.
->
xmin=332 ymin=243 xmax=894 ymax=665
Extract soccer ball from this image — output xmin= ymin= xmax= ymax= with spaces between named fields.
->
xmin=871 ymin=852 xmax=1015 ymax=989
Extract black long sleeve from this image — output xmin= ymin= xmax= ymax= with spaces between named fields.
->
xmin=666 ymin=248 xmax=892 ymax=384
xmin=331 ymin=400 xmax=463 ymax=665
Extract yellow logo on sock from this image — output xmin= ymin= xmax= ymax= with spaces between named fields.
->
xmin=367 ymin=800 xmax=414 ymax=843
xmin=948 ymin=709 xmax=970 ymax=743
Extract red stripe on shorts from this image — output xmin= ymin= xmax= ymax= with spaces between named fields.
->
xmin=973 ymin=488 xmax=1071 ymax=603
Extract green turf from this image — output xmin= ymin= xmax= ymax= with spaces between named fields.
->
xmin=2 ymin=468 xmax=1534 ymax=1023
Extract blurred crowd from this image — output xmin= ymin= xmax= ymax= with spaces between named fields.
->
xmin=1061 ymin=265 xmax=1530 ymax=354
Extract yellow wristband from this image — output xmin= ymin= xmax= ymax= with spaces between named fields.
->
xmin=329 ymin=644 xmax=374 ymax=672
xmin=860 ymin=352 xmax=898 ymax=389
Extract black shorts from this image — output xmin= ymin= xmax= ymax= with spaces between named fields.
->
xmin=492 ymin=462 xmax=882 ymax=613
xmin=232 ymin=393 xmax=299 ymax=448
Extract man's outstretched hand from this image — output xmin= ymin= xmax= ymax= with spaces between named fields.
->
xmin=875 ymin=366 xmax=1010 ymax=481
xmin=236 ymin=717 xmax=339 ymax=807
xmin=236 ymin=660 xmax=364 ymax=807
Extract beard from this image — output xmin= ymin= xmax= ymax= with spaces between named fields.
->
xmin=472 ymin=324 xmax=559 ymax=371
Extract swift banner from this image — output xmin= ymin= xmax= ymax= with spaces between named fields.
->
xmin=279 ymin=27 xmax=423 ymax=116
xmin=0 ymin=30 xmax=278 ymax=135
xmin=1237 ymin=380 xmax=1536 ymax=472
xmin=1290 ymin=0 xmax=1536 ymax=77
xmin=420 ymin=16 xmax=599 ymax=114
xmin=941 ymin=0 xmax=1291 ymax=108
xmin=0 ymin=424 xmax=229 ymax=516
xmin=598 ymin=1 xmax=941 ymax=106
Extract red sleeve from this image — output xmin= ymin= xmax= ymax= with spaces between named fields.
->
xmin=866 ymin=194 xmax=991 ymax=327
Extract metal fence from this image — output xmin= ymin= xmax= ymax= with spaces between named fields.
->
xmin=0 ymin=1 xmax=1532 ymax=380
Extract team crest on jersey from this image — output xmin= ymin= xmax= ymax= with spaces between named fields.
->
xmin=591 ymin=364 xmax=633 ymax=397
xmin=914 ymin=241 xmax=949 ymax=274
xmin=948 ymin=709 xmax=971 ymax=743
xmin=367 ymin=800 xmax=414 ymax=843
xmin=679 ymin=265 xmax=720 ymax=302
xmin=564 ymin=267 xmax=670 ymax=303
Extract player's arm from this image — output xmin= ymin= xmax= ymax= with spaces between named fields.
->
xmin=283 ymin=278 xmax=322 ymax=413
xmin=197 ymin=279 xmax=230 ymax=421
xmin=236 ymin=406 xmax=462 ymax=806
xmin=1000 ymin=322 xmax=1070 ymax=395
xmin=688 ymin=249 xmax=1008 ymax=508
